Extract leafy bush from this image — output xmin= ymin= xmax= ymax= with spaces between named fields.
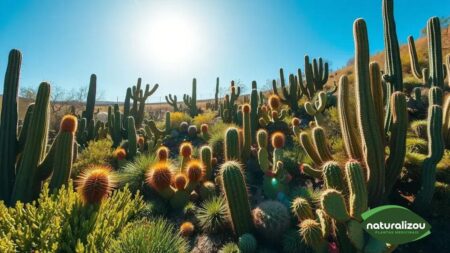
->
xmin=170 ymin=112 xmax=192 ymax=129
xmin=193 ymin=111 xmax=216 ymax=127
xmin=0 ymin=182 xmax=144 ymax=253
xmin=111 ymin=218 xmax=188 ymax=253
xmin=72 ymin=139 xmax=113 ymax=177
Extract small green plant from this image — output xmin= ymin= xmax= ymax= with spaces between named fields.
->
xmin=112 ymin=218 xmax=188 ymax=253
xmin=196 ymin=196 xmax=229 ymax=234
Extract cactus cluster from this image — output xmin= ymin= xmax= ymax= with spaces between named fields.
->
xmin=219 ymin=81 xmax=241 ymax=123
xmin=183 ymin=78 xmax=198 ymax=117
xmin=0 ymin=50 xmax=79 ymax=204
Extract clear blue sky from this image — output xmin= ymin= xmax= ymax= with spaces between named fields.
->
xmin=0 ymin=0 xmax=448 ymax=102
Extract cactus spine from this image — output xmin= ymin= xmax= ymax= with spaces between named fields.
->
xmin=183 ymin=78 xmax=198 ymax=117
xmin=0 ymin=49 xmax=21 ymax=203
xmin=220 ymin=161 xmax=252 ymax=236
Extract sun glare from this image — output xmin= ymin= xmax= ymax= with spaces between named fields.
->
xmin=135 ymin=12 xmax=200 ymax=66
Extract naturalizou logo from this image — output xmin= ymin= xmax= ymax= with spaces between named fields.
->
xmin=361 ymin=205 xmax=431 ymax=245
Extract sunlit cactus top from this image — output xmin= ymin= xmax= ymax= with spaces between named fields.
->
xmin=268 ymin=94 xmax=281 ymax=110
xmin=186 ymin=160 xmax=204 ymax=182
xmin=60 ymin=115 xmax=78 ymax=133
xmin=76 ymin=166 xmax=115 ymax=204
xmin=147 ymin=162 xmax=173 ymax=190
xmin=180 ymin=142 xmax=193 ymax=157
xmin=113 ymin=148 xmax=127 ymax=161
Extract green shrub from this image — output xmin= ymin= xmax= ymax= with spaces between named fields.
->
xmin=72 ymin=139 xmax=113 ymax=177
xmin=111 ymin=218 xmax=188 ymax=253
xmin=0 ymin=182 xmax=144 ymax=252
xmin=193 ymin=111 xmax=216 ymax=127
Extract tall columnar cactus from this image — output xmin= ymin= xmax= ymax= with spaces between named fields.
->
xmin=338 ymin=75 xmax=363 ymax=160
xmin=304 ymin=91 xmax=327 ymax=127
xmin=11 ymin=82 xmax=51 ymax=203
xmin=272 ymin=68 xmax=302 ymax=114
xmin=0 ymin=49 xmax=21 ymax=202
xmin=127 ymin=116 xmax=137 ymax=159
xmin=108 ymin=104 xmax=124 ymax=147
xmin=250 ymin=81 xmax=259 ymax=143
xmin=165 ymin=94 xmax=179 ymax=112
xmin=444 ymin=96 xmax=450 ymax=148
xmin=414 ymin=89 xmax=444 ymax=214
xmin=220 ymin=161 xmax=253 ymax=236
xmin=48 ymin=115 xmax=77 ymax=190
xmin=407 ymin=36 xmax=430 ymax=86
xmin=81 ymin=74 xmax=96 ymax=123
xmin=225 ymin=127 xmax=240 ymax=161
xmin=299 ymin=126 xmax=334 ymax=172
xmin=408 ymin=17 xmax=445 ymax=94
xmin=129 ymin=78 xmax=159 ymax=127
xmin=200 ymin=145 xmax=213 ymax=180
xmin=215 ymin=77 xmax=220 ymax=110
xmin=220 ymin=81 xmax=241 ymax=123
xmin=303 ymin=55 xmax=329 ymax=100
xmin=354 ymin=18 xmax=386 ymax=204
xmin=241 ymin=104 xmax=252 ymax=161
xmin=183 ymin=78 xmax=198 ymax=117
xmin=382 ymin=0 xmax=404 ymax=133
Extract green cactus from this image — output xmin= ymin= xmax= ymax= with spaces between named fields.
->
xmin=220 ymin=161 xmax=253 ymax=236
xmin=221 ymin=81 xmax=241 ymax=123
xmin=215 ymin=77 xmax=220 ymax=110
xmin=238 ymin=233 xmax=257 ymax=253
xmin=200 ymin=145 xmax=213 ymax=180
xmin=109 ymin=104 xmax=124 ymax=147
xmin=183 ymin=78 xmax=198 ymax=117
xmin=443 ymin=96 xmax=450 ymax=148
xmin=225 ymin=127 xmax=240 ymax=161
xmin=338 ymin=75 xmax=363 ymax=160
xmin=11 ymin=82 xmax=51 ymax=203
xmin=414 ymin=99 xmax=444 ymax=214
xmin=345 ymin=160 xmax=368 ymax=221
xmin=252 ymin=200 xmax=290 ymax=243
xmin=408 ymin=17 xmax=445 ymax=92
xmin=250 ymin=81 xmax=259 ymax=143
xmin=165 ymin=94 xmax=179 ymax=112
xmin=322 ymin=161 xmax=346 ymax=193
xmin=299 ymin=219 xmax=327 ymax=253
xmin=272 ymin=68 xmax=302 ymax=114
xmin=257 ymin=129 xmax=270 ymax=173
xmin=291 ymin=197 xmax=315 ymax=221
xmin=303 ymin=56 xmax=329 ymax=100
xmin=0 ymin=49 xmax=21 ymax=203
xmin=304 ymin=91 xmax=327 ymax=127
xmin=127 ymin=116 xmax=137 ymax=159
xmin=242 ymin=104 xmax=251 ymax=161
xmin=81 ymin=74 xmax=96 ymax=123
xmin=129 ymin=78 xmax=159 ymax=127
xmin=354 ymin=18 xmax=387 ymax=204
xmin=48 ymin=116 xmax=77 ymax=191
xmin=382 ymin=0 xmax=404 ymax=133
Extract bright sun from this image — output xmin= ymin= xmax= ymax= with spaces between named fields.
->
xmin=136 ymin=12 xmax=200 ymax=66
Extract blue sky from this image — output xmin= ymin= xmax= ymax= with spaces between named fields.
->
xmin=0 ymin=0 xmax=448 ymax=102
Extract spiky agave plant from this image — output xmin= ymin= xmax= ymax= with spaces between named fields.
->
xmin=196 ymin=196 xmax=229 ymax=234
